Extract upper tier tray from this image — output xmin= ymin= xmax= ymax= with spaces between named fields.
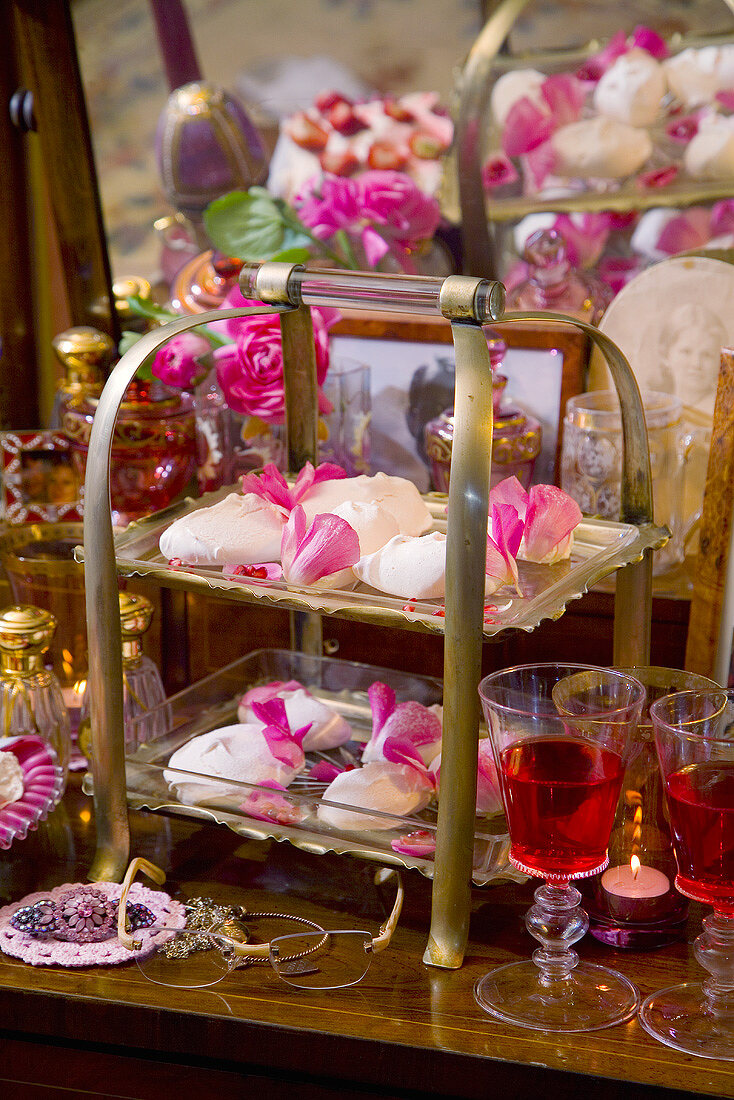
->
xmin=90 ymin=485 xmax=668 ymax=638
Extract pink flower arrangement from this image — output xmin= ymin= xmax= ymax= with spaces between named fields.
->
xmin=295 ymin=170 xmax=441 ymax=271
xmin=212 ymin=285 xmax=339 ymax=422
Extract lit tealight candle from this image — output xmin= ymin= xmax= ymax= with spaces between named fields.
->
xmin=600 ymin=856 xmax=671 ymax=923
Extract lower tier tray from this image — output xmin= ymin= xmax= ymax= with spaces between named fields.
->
xmin=97 ymin=486 xmax=668 ymax=638
xmin=114 ymin=648 xmax=520 ymax=886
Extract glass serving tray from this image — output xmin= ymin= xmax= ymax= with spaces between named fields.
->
xmin=120 ymin=649 xmax=519 ymax=886
xmin=97 ymin=485 xmax=668 ymax=638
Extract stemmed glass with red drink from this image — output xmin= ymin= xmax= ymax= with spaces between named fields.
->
xmin=476 ymin=663 xmax=645 ymax=1032
xmin=642 ymin=689 xmax=734 ymax=1059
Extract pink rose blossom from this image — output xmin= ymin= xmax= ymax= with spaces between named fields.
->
xmin=213 ymin=285 xmax=338 ymax=422
xmin=152 ymin=332 xmax=211 ymax=389
xmin=295 ymin=171 xmax=441 ymax=269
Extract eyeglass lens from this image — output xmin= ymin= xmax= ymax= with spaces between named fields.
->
xmin=136 ymin=929 xmax=236 ymax=988
xmin=269 ymin=930 xmax=373 ymax=989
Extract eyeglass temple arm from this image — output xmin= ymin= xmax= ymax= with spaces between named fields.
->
xmin=372 ymin=870 xmax=404 ymax=954
xmin=117 ymin=857 xmax=167 ymax=950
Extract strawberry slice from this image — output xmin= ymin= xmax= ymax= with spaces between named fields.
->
xmin=366 ymin=140 xmax=408 ymax=170
xmin=327 ymin=101 xmax=368 ymax=135
xmin=285 ymin=111 xmax=329 ymax=151
xmin=314 ymin=89 xmax=352 ymax=113
xmin=409 ymin=130 xmax=445 ymax=159
xmin=319 ymin=147 xmax=361 ymax=175
xmin=383 ymin=97 xmax=415 ymax=122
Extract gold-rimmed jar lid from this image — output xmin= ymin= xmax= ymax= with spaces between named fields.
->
xmin=0 ymin=605 xmax=57 ymax=666
xmin=51 ymin=326 xmax=114 ymax=390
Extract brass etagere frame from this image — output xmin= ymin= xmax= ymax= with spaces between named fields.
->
xmin=80 ymin=261 xmax=657 ymax=969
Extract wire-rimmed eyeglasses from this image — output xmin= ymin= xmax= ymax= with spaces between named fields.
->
xmin=118 ymin=857 xmax=404 ymax=991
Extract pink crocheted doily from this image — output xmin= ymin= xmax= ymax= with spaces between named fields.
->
xmin=0 ymin=880 xmax=186 ymax=967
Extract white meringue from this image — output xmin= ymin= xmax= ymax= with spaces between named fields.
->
xmin=354 ymin=532 xmax=447 ymax=598
xmin=159 ymin=492 xmax=285 ymax=566
xmin=237 ymin=687 xmax=353 ymax=751
xmin=0 ymin=750 xmax=24 ymax=809
xmin=165 ymin=723 xmax=303 ymax=803
xmin=329 ymin=500 xmax=400 ymax=556
xmin=685 ymin=116 xmax=734 ymax=180
xmin=491 ymin=68 xmax=547 ymax=126
xmin=664 ymin=45 xmax=734 ymax=109
xmin=317 ymin=761 xmax=433 ymax=831
xmin=593 ymin=49 xmax=666 ymax=127
xmin=300 ymin=472 xmax=432 ymax=536
xmin=551 ymin=117 xmax=652 ymax=179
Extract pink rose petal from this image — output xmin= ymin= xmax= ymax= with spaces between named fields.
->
xmin=489 ymin=476 xmax=529 ymax=521
xmin=281 ymin=506 xmax=360 ymax=586
xmin=629 ymin=25 xmax=670 ymax=60
xmin=485 ymin=503 xmax=523 ymax=590
xmin=636 ymin=165 xmax=679 ymax=190
xmin=367 ymin=682 xmax=397 ymax=738
xmin=541 ymin=74 xmax=585 ymax=127
xmin=656 ymin=207 xmax=711 ymax=254
xmin=481 ymin=153 xmax=519 ymax=190
xmin=502 ymin=98 xmax=555 ymax=158
xmin=391 ymin=830 xmax=436 ymax=859
xmin=522 ymin=484 xmax=582 ymax=562
xmin=240 ymin=681 xmax=303 ymax=708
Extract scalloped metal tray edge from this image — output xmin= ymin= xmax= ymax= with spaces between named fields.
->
xmin=86 ymin=486 xmax=668 ymax=638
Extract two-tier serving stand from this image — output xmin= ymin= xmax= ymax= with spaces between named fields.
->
xmin=78 ymin=261 xmax=664 ymax=968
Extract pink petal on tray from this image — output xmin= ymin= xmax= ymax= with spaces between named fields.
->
xmin=485 ymin=503 xmax=523 ymax=591
xmin=541 ymin=74 xmax=585 ymax=127
xmin=481 ymin=153 xmax=519 ymax=190
xmin=522 ymin=484 xmax=582 ymax=562
xmin=367 ymin=682 xmax=397 ymax=738
xmin=629 ymin=24 xmax=670 ymax=60
xmin=240 ymin=681 xmax=304 ymax=709
xmin=489 ymin=475 xmax=529 ymax=520
xmin=502 ymin=97 xmax=555 ymax=157
xmin=281 ymin=506 xmax=360 ymax=586
xmin=391 ymin=830 xmax=436 ymax=859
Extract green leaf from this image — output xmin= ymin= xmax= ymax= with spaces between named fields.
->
xmin=203 ymin=189 xmax=311 ymax=261
xmin=269 ymin=246 xmax=312 ymax=264
xmin=126 ymin=295 xmax=178 ymax=324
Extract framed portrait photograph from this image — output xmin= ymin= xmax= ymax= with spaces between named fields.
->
xmin=0 ymin=431 xmax=83 ymax=524
xmin=330 ymin=313 xmax=589 ymax=492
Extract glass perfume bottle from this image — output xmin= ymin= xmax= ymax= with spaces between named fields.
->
xmin=79 ymin=592 xmax=168 ymax=760
xmin=49 ymin=326 xmax=114 ymax=429
xmin=0 ymin=605 xmax=71 ymax=795
xmin=424 ymin=331 xmax=542 ymax=492
xmin=506 ymin=228 xmax=613 ymax=325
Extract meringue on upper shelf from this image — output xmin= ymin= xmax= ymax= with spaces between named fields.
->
xmin=551 ymin=117 xmax=653 ymax=180
xmin=159 ymin=492 xmax=285 ymax=566
xmin=593 ymin=49 xmax=666 ymax=128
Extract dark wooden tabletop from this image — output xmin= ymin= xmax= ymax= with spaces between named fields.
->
xmin=0 ymin=775 xmax=731 ymax=1100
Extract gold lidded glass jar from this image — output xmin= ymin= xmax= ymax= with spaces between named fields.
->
xmin=0 ymin=605 xmax=71 ymax=795
xmin=79 ymin=592 xmax=168 ymax=760
xmin=49 ymin=326 xmax=114 ymax=429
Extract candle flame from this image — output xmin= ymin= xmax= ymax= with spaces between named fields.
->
xmin=73 ymin=678 xmax=87 ymax=695
xmin=633 ymin=806 xmax=643 ymax=825
xmin=630 ymin=854 xmax=641 ymax=880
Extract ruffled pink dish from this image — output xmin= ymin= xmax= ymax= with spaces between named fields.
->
xmin=0 ymin=737 xmax=66 ymax=850
xmin=0 ymin=881 xmax=186 ymax=967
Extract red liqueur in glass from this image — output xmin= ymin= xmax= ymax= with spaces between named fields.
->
xmin=501 ymin=737 xmax=624 ymax=879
